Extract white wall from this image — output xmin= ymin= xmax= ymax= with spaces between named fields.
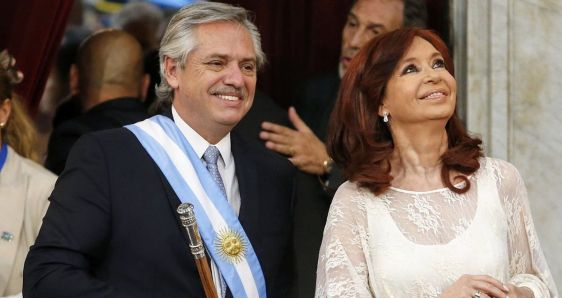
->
xmin=456 ymin=0 xmax=562 ymax=290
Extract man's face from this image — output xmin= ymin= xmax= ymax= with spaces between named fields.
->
xmin=169 ymin=21 xmax=257 ymax=141
xmin=340 ymin=0 xmax=404 ymax=74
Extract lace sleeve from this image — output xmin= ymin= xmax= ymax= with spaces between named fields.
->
xmin=315 ymin=182 xmax=373 ymax=298
xmin=494 ymin=160 xmax=559 ymax=297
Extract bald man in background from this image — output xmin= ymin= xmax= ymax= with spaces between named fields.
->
xmin=45 ymin=29 xmax=150 ymax=174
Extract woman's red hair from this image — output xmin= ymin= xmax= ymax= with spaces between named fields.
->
xmin=327 ymin=28 xmax=482 ymax=195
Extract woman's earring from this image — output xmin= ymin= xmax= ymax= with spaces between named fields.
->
xmin=383 ymin=112 xmax=389 ymax=123
xmin=0 ymin=122 xmax=5 ymax=128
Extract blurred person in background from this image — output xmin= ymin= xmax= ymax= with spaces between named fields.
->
xmin=113 ymin=1 xmax=165 ymax=110
xmin=0 ymin=49 xmax=57 ymax=298
xmin=34 ymin=0 xmax=89 ymax=161
xmin=49 ymin=26 xmax=93 ymax=128
xmin=112 ymin=1 xmax=165 ymax=54
xmin=44 ymin=29 xmax=150 ymax=175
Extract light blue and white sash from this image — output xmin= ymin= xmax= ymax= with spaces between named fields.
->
xmin=126 ymin=115 xmax=266 ymax=298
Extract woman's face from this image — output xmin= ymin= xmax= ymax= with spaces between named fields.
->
xmin=380 ymin=36 xmax=456 ymax=126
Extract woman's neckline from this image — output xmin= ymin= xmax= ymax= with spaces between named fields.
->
xmin=389 ymin=175 xmax=473 ymax=195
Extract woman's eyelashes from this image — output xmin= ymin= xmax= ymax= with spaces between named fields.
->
xmin=400 ymin=58 xmax=446 ymax=75
xmin=432 ymin=58 xmax=445 ymax=69
xmin=401 ymin=64 xmax=418 ymax=75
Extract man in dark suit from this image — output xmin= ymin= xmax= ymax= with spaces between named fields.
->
xmin=235 ymin=90 xmax=289 ymax=142
xmin=24 ymin=3 xmax=294 ymax=297
xmin=260 ymin=1 xmax=428 ymax=296
xmin=45 ymin=29 xmax=150 ymax=175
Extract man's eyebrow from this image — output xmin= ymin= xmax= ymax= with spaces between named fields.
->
xmin=366 ymin=23 xmax=386 ymax=30
xmin=240 ymin=57 xmax=257 ymax=63
xmin=204 ymin=54 xmax=228 ymax=60
xmin=204 ymin=54 xmax=256 ymax=63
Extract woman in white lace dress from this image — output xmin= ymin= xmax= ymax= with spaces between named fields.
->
xmin=316 ymin=28 xmax=558 ymax=298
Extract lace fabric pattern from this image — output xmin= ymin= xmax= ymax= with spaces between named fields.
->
xmin=316 ymin=157 xmax=559 ymax=297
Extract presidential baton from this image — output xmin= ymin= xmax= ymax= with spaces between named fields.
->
xmin=177 ymin=203 xmax=218 ymax=298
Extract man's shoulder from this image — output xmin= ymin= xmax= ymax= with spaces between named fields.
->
xmin=61 ymin=127 xmax=153 ymax=178
xmin=306 ymin=70 xmax=340 ymax=85
xmin=302 ymin=70 xmax=340 ymax=94
xmin=297 ymin=70 xmax=341 ymax=109
xmin=80 ymin=98 xmax=148 ymax=127
xmin=51 ymin=115 xmax=94 ymax=138
xmin=77 ymin=126 xmax=138 ymax=147
xmin=294 ymin=70 xmax=341 ymax=129
xmin=235 ymin=90 xmax=289 ymax=141
xmin=231 ymin=132 xmax=294 ymax=173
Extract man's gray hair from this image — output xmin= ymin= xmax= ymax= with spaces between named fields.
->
xmin=156 ymin=2 xmax=265 ymax=104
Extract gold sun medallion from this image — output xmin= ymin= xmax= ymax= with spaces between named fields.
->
xmin=215 ymin=228 xmax=247 ymax=264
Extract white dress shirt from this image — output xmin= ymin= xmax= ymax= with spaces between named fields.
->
xmin=172 ymin=107 xmax=241 ymax=215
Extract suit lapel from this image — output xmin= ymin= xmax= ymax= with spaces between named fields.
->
xmin=126 ymin=126 xmax=191 ymax=247
xmin=231 ymin=135 xmax=260 ymax=244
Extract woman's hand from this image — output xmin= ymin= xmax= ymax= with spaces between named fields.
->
xmin=439 ymin=274 xmax=510 ymax=298
xmin=504 ymin=283 xmax=534 ymax=298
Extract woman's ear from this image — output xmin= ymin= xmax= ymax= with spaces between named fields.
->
xmin=0 ymin=98 xmax=12 ymax=126
xmin=378 ymin=104 xmax=387 ymax=117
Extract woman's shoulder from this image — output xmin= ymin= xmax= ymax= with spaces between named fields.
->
xmin=327 ymin=181 xmax=375 ymax=227
xmin=335 ymin=180 xmax=368 ymax=196
xmin=480 ymin=156 xmax=522 ymax=185
xmin=8 ymin=146 xmax=57 ymax=184
xmin=333 ymin=180 xmax=378 ymax=206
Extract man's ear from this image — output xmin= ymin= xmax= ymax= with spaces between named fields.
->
xmin=0 ymin=98 xmax=12 ymax=126
xmin=69 ymin=64 xmax=79 ymax=95
xmin=164 ymin=56 xmax=180 ymax=89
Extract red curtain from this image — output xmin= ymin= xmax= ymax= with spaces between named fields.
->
xmin=0 ymin=0 xmax=74 ymax=115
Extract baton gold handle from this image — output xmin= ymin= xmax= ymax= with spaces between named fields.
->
xmin=177 ymin=203 xmax=218 ymax=298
